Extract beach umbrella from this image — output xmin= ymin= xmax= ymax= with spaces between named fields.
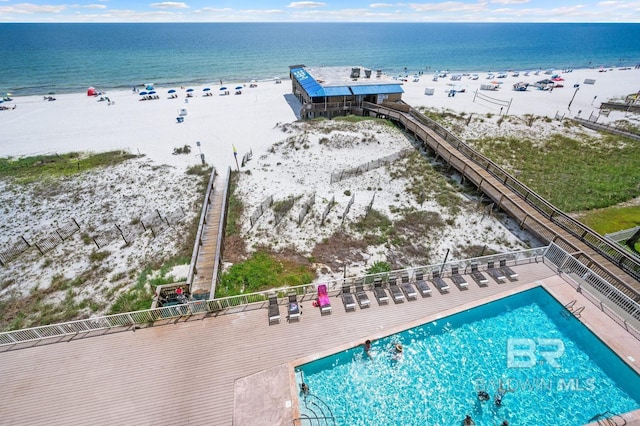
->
xmin=219 ymin=87 xmax=227 ymax=91
xmin=186 ymin=88 xmax=194 ymax=92
xmin=168 ymin=89 xmax=176 ymax=94
xmin=139 ymin=91 xmax=148 ymax=96
xmin=145 ymin=84 xmax=154 ymax=91
xmin=203 ymin=88 xmax=210 ymax=92
xmin=235 ymin=86 xmax=243 ymax=90
xmin=148 ymin=91 xmax=156 ymax=95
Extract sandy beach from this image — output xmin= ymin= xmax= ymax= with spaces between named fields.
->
xmin=0 ymin=66 xmax=638 ymax=323
xmin=1 ymin=67 xmax=638 ymax=173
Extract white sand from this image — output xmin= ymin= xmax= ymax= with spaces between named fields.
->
xmin=0 ymin=67 xmax=638 ymax=320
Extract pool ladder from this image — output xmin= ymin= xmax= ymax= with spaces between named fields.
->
xmin=562 ymin=300 xmax=585 ymax=318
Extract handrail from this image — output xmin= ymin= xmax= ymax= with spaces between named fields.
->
xmin=210 ymin=167 xmax=231 ymax=298
xmin=186 ymin=167 xmax=217 ymax=286
xmin=363 ymin=101 xmax=640 ymax=286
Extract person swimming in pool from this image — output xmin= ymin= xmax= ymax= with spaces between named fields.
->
xmin=477 ymin=390 xmax=490 ymax=401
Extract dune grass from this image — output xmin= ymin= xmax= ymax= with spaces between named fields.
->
xmin=0 ymin=151 xmax=139 ymax=183
xmin=579 ymin=206 xmax=640 ymax=235
xmin=470 ymin=133 xmax=640 ymax=212
xmin=216 ymin=251 xmax=315 ymax=298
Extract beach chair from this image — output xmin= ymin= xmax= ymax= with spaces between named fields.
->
xmin=499 ymin=259 xmax=519 ymax=280
xmin=470 ymin=263 xmax=489 ymax=286
xmin=287 ymin=293 xmax=301 ymax=322
xmin=355 ymin=280 xmax=370 ymax=308
xmin=450 ymin=266 xmax=468 ymax=289
xmin=487 ymin=261 xmax=506 ymax=283
xmin=430 ymin=269 xmax=450 ymax=293
xmin=400 ymin=272 xmax=417 ymax=300
xmin=341 ymin=283 xmax=357 ymax=312
xmin=268 ymin=295 xmax=280 ymax=325
xmin=317 ymin=284 xmax=332 ymax=315
xmin=387 ymin=276 xmax=405 ymax=303
xmin=373 ymin=277 xmax=389 ymax=305
xmin=414 ymin=271 xmax=432 ymax=297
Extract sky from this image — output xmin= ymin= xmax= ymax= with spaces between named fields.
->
xmin=0 ymin=0 xmax=638 ymax=23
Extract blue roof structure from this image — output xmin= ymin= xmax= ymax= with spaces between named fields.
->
xmin=292 ymin=66 xmax=403 ymax=99
xmin=350 ymin=85 xmax=404 ymax=95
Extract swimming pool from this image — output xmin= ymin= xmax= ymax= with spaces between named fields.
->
xmin=296 ymin=287 xmax=640 ymax=425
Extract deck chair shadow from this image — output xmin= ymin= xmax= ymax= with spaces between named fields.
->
xmin=287 ymin=292 xmax=301 ymax=322
xmin=430 ymin=269 xmax=450 ymax=293
xmin=487 ymin=261 xmax=506 ymax=283
xmin=499 ymin=259 xmax=519 ymax=280
xmin=373 ymin=276 xmax=389 ymax=305
xmin=450 ymin=265 xmax=468 ymax=290
xmin=388 ymin=275 xmax=405 ymax=303
xmin=341 ymin=283 xmax=357 ymax=312
xmin=317 ymin=284 xmax=332 ymax=315
xmin=469 ymin=263 xmax=489 ymax=286
xmin=268 ymin=294 xmax=280 ymax=325
xmin=414 ymin=270 xmax=432 ymax=297
xmin=400 ymin=272 xmax=417 ymax=300
xmin=355 ymin=280 xmax=370 ymax=308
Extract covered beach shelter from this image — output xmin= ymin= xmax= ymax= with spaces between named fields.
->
xmin=289 ymin=65 xmax=404 ymax=119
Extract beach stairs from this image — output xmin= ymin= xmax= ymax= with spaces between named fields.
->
xmin=191 ymin=174 xmax=227 ymax=299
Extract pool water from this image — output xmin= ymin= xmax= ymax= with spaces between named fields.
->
xmin=296 ymin=287 xmax=640 ymax=426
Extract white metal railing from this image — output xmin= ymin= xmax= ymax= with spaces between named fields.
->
xmin=0 ymin=247 xmax=545 ymax=352
xmin=543 ymin=242 xmax=640 ymax=340
xmin=3 ymin=244 xmax=637 ymax=351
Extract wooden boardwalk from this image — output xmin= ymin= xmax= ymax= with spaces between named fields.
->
xmin=364 ymin=102 xmax=640 ymax=299
xmin=190 ymin=174 xmax=227 ymax=299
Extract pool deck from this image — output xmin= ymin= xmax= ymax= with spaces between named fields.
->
xmin=1 ymin=261 xmax=639 ymax=425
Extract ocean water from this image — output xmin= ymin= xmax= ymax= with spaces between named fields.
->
xmin=1 ymin=23 xmax=639 ymax=95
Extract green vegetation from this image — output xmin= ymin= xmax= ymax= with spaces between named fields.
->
xmin=366 ymin=261 xmax=391 ymax=275
xmin=334 ymin=115 xmax=394 ymax=126
xmin=579 ymin=206 xmax=640 ymax=235
xmin=389 ymin=151 xmax=462 ymax=215
xmin=225 ymin=171 xmax=243 ymax=237
xmin=0 ymin=151 xmax=139 ymax=183
xmin=216 ymin=251 xmax=314 ymax=298
xmin=470 ymin=134 xmax=640 ymax=212
xmin=109 ymin=256 xmax=190 ymax=314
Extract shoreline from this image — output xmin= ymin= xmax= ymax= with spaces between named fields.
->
xmin=5 ymin=63 xmax=639 ymax=97
xmin=1 ymin=64 xmax=638 ymax=177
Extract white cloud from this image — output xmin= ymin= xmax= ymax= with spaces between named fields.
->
xmin=82 ymin=4 xmax=107 ymax=9
xmin=0 ymin=3 xmax=67 ymax=13
xmin=491 ymin=0 xmax=529 ymax=4
xmin=150 ymin=2 xmax=189 ymax=9
xmin=409 ymin=1 xmax=488 ymax=13
xmin=287 ymin=2 xmax=326 ymax=8
xmin=370 ymin=3 xmax=395 ymax=7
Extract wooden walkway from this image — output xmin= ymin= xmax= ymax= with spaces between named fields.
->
xmin=190 ymin=173 xmax=227 ymax=299
xmin=363 ymin=102 xmax=640 ymax=299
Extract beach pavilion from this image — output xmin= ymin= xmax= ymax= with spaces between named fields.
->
xmin=289 ymin=65 xmax=404 ymax=119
